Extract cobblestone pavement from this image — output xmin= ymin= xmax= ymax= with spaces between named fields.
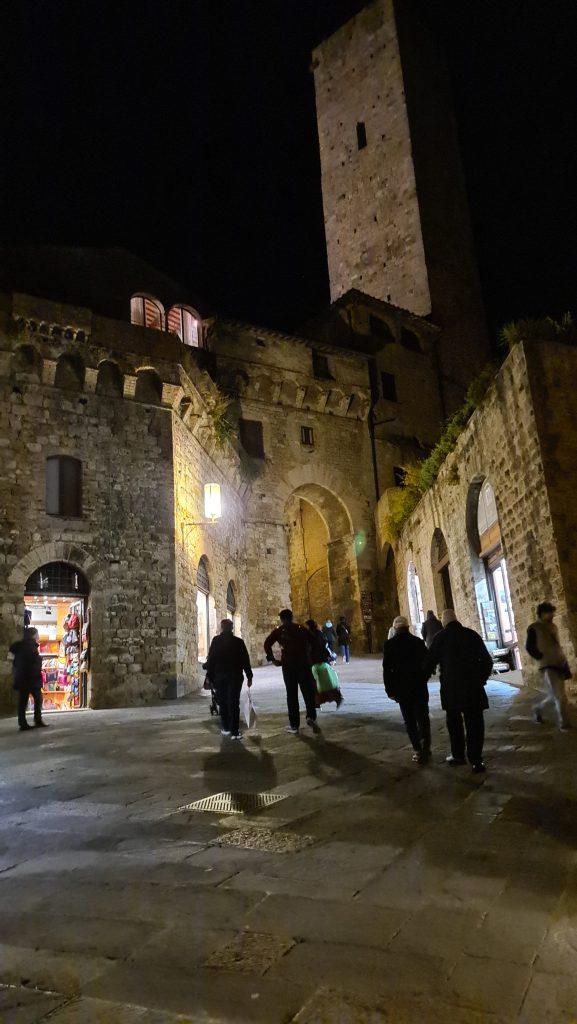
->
xmin=1 ymin=659 xmax=577 ymax=1023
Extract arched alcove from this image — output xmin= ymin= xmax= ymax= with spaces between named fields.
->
xmin=134 ymin=367 xmax=163 ymax=405
xmin=96 ymin=360 xmax=123 ymax=398
xmin=431 ymin=527 xmax=453 ymax=612
xmin=54 ymin=353 xmax=84 ymax=391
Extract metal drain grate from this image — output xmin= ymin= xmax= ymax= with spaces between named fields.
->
xmin=175 ymin=791 xmax=287 ymax=815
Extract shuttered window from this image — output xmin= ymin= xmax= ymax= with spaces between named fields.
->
xmin=46 ymin=457 xmax=82 ymax=517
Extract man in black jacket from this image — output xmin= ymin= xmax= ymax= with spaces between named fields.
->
xmin=205 ymin=620 xmax=253 ymax=740
xmin=264 ymin=609 xmax=320 ymax=734
xmin=383 ymin=615 xmax=430 ymax=763
xmin=10 ymin=627 xmax=47 ymax=731
xmin=426 ymin=610 xmax=493 ymax=773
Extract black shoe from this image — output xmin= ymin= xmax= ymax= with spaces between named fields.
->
xmin=445 ymin=755 xmax=466 ymax=766
xmin=35 ymin=720 xmax=49 ymax=727
xmin=19 ymin=724 xmax=33 ymax=731
xmin=306 ymin=717 xmax=321 ymax=734
xmin=472 ymin=762 xmax=486 ymax=774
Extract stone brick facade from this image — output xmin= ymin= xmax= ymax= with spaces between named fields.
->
xmin=313 ymin=0 xmax=488 ymax=407
xmin=376 ymin=339 xmax=577 ymax=694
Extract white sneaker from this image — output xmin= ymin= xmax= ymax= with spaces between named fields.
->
xmin=231 ymin=733 xmax=243 ymax=741
xmin=286 ymin=726 xmax=299 ymax=734
xmin=221 ymin=730 xmax=231 ymax=737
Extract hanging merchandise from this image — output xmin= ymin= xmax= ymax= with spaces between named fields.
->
xmin=25 ymin=594 xmax=89 ymax=712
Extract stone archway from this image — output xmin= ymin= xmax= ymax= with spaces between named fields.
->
xmin=284 ymin=482 xmax=361 ymax=639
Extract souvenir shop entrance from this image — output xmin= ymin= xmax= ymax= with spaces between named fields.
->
xmin=24 ymin=561 xmax=90 ymax=712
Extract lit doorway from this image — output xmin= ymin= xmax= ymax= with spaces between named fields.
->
xmin=196 ymin=556 xmax=211 ymax=662
xmin=24 ymin=561 xmax=90 ymax=711
xmin=470 ymin=479 xmax=519 ymax=667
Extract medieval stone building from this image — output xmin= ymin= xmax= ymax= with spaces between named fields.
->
xmin=1 ymin=0 xmax=575 ymax=713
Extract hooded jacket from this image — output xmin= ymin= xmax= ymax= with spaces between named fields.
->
xmin=425 ymin=621 xmax=493 ymax=712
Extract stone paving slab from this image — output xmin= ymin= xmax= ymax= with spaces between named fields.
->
xmin=0 ymin=984 xmax=68 ymax=1024
xmin=1 ymin=666 xmax=577 ymax=1023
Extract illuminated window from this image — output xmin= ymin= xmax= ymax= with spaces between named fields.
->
xmin=130 ymin=295 xmax=165 ymax=330
xmin=167 ymin=305 xmax=200 ymax=347
xmin=46 ymin=457 xmax=82 ymax=517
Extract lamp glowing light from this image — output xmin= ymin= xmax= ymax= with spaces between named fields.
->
xmin=204 ymin=483 xmax=222 ymax=522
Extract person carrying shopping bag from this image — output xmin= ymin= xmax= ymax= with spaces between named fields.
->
xmin=306 ymin=619 xmax=343 ymax=708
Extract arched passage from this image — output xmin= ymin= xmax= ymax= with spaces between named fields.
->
xmin=431 ymin=527 xmax=453 ymax=612
xmin=467 ymin=477 xmax=519 ymax=667
xmin=285 ymin=483 xmax=358 ymax=633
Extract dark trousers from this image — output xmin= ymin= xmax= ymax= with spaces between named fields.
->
xmin=282 ymin=663 xmax=317 ymax=729
xmin=18 ymin=687 xmax=43 ymax=728
xmin=215 ymin=675 xmax=244 ymax=736
xmin=399 ymin=698 xmax=431 ymax=753
xmin=446 ymin=708 xmax=485 ymax=764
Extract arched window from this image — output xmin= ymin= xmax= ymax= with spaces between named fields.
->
xmin=226 ymin=580 xmax=241 ymax=637
xmin=130 ymin=295 xmax=165 ymax=331
xmin=134 ymin=368 xmax=163 ymax=405
xmin=54 ymin=353 xmax=84 ymax=391
xmin=468 ymin=478 xmax=519 ymax=666
xmin=167 ymin=305 xmax=200 ymax=347
xmin=25 ymin=561 xmax=89 ymax=596
xmin=96 ymin=360 xmax=123 ymax=398
xmin=46 ymin=456 xmax=82 ymax=517
xmin=407 ymin=561 xmax=424 ymax=634
xmin=197 ymin=557 xmax=212 ymax=661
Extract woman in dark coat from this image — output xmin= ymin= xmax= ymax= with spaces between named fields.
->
xmin=421 ymin=610 xmax=442 ymax=648
xmin=383 ymin=615 xmax=430 ymax=763
xmin=425 ymin=610 xmax=493 ymax=773
xmin=10 ymin=627 xmax=47 ymax=731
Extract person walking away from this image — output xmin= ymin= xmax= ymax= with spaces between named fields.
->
xmin=426 ymin=609 xmax=493 ymax=774
xmin=383 ymin=615 xmax=430 ymax=764
xmin=306 ymin=619 xmax=343 ymax=708
xmin=526 ymin=602 xmax=571 ymax=730
xmin=10 ymin=627 xmax=48 ymax=731
xmin=264 ymin=610 xmax=320 ymax=734
xmin=322 ymin=620 xmax=338 ymax=661
xmin=421 ymin=610 xmax=442 ymax=649
xmin=336 ymin=616 xmax=351 ymax=663
xmin=387 ymin=621 xmax=397 ymax=640
xmin=205 ymin=619 xmax=253 ymax=740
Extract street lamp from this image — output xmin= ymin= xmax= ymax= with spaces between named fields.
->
xmin=204 ymin=483 xmax=221 ymax=522
xmin=182 ymin=483 xmax=222 ymax=538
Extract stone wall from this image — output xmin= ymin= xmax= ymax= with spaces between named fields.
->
xmin=376 ymin=340 xmax=577 ymax=688
xmin=313 ymin=0 xmax=430 ymax=315
xmin=0 ymin=294 xmax=248 ymax=711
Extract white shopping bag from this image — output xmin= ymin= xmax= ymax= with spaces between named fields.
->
xmin=240 ymin=688 xmax=257 ymax=729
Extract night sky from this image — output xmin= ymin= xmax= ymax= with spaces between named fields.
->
xmin=5 ymin=0 xmax=577 ymax=339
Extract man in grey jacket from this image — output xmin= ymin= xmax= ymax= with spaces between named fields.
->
xmin=526 ymin=602 xmax=571 ymax=730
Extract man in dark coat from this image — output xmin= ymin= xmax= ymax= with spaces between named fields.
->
xmin=264 ymin=609 xmax=320 ymax=734
xmin=205 ymin=619 xmax=253 ymax=740
xmin=10 ymin=627 xmax=47 ymax=731
xmin=383 ymin=615 xmax=430 ymax=763
xmin=426 ymin=609 xmax=493 ymax=773
xmin=421 ymin=610 xmax=442 ymax=648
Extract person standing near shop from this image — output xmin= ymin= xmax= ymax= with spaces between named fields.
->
xmin=336 ymin=616 xmax=351 ymax=663
xmin=205 ymin=619 xmax=253 ymax=740
xmin=383 ymin=615 xmax=430 ymax=764
xmin=10 ymin=627 xmax=48 ymax=731
xmin=526 ymin=602 xmax=571 ymax=730
xmin=264 ymin=609 xmax=320 ymax=734
xmin=426 ymin=609 xmax=493 ymax=773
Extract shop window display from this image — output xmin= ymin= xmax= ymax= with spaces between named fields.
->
xmin=24 ymin=562 xmax=89 ymax=712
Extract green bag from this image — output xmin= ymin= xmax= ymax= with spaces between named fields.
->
xmin=312 ymin=662 xmax=340 ymax=694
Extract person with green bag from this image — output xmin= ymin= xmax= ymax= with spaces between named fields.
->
xmin=305 ymin=620 xmax=343 ymax=708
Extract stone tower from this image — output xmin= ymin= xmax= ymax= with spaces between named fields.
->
xmin=312 ymin=0 xmax=488 ymax=404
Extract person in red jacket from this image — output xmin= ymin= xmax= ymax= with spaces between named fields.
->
xmin=264 ymin=609 xmax=320 ymax=735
